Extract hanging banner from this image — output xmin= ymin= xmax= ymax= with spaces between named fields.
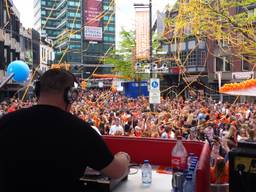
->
xmin=84 ymin=0 xmax=102 ymax=41
xmin=135 ymin=7 xmax=150 ymax=60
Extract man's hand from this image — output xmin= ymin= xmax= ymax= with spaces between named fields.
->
xmin=101 ymin=151 xmax=130 ymax=179
xmin=115 ymin=151 xmax=131 ymax=162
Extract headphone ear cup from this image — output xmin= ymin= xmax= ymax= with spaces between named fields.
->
xmin=64 ymin=87 xmax=79 ymax=104
xmin=34 ymin=81 xmax=40 ymax=98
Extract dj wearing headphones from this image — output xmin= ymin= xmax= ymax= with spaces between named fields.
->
xmin=0 ymin=69 xmax=130 ymax=192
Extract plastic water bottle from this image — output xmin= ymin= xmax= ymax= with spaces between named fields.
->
xmin=141 ymin=160 xmax=152 ymax=184
xmin=183 ymin=175 xmax=193 ymax=192
xmin=171 ymin=136 xmax=188 ymax=172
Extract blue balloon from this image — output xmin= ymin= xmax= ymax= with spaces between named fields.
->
xmin=7 ymin=60 xmax=30 ymax=83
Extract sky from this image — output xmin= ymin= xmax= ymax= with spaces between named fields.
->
xmin=12 ymin=0 xmax=174 ymax=42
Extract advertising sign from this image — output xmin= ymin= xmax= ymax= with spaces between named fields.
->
xmin=84 ymin=26 xmax=102 ymax=41
xmin=84 ymin=0 xmax=102 ymax=41
xmin=135 ymin=7 xmax=150 ymax=60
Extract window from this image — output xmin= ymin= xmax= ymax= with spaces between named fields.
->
xmin=215 ymin=56 xmax=231 ymax=72
xmin=4 ymin=48 xmax=7 ymax=63
xmin=180 ymin=51 xmax=187 ymax=64
xmin=41 ymin=0 xmax=46 ymax=5
xmin=68 ymin=12 xmax=81 ymax=17
xmin=178 ymin=42 xmax=186 ymax=51
xmin=188 ymin=51 xmax=197 ymax=66
xmin=198 ymin=41 xmax=206 ymax=49
xmin=109 ymin=26 xmax=114 ymax=31
xmin=3 ymin=9 xmax=7 ymax=24
xmin=68 ymin=23 xmax=81 ymax=29
xmin=199 ymin=51 xmax=206 ymax=66
xmin=188 ymin=40 xmax=196 ymax=50
xmin=70 ymin=34 xmax=81 ymax=39
xmin=103 ymin=16 xmax=109 ymax=21
xmin=42 ymin=10 xmax=46 ymax=15
xmin=69 ymin=44 xmax=81 ymax=49
xmin=170 ymin=43 xmax=177 ymax=52
xmin=184 ymin=24 xmax=192 ymax=35
xmin=68 ymin=1 xmax=80 ymax=6
xmin=104 ymin=36 xmax=114 ymax=42
xmin=248 ymin=8 xmax=256 ymax=17
xmin=242 ymin=56 xmax=250 ymax=71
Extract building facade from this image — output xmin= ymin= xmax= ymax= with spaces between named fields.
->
xmin=34 ymin=0 xmax=82 ymax=64
xmin=33 ymin=0 xmax=115 ymax=77
xmin=0 ymin=0 xmax=21 ymax=72
xmin=40 ymin=37 xmax=55 ymax=72
xmin=20 ymin=27 xmax=33 ymax=66
xmin=163 ymin=2 xmax=256 ymax=101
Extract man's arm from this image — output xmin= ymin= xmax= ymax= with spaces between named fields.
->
xmin=101 ymin=152 xmax=130 ymax=179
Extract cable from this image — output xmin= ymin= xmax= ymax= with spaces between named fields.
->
xmin=128 ymin=163 xmax=140 ymax=175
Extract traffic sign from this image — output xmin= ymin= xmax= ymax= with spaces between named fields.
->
xmin=149 ymin=90 xmax=160 ymax=104
xmin=150 ymin=78 xmax=160 ymax=91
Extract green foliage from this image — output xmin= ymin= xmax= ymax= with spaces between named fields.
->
xmin=103 ymin=28 xmax=161 ymax=80
xmin=165 ymin=0 xmax=256 ymax=66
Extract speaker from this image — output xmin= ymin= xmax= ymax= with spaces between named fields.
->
xmin=229 ymin=141 xmax=256 ymax=192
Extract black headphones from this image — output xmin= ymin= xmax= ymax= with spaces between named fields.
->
xmin=34 ymin=70 xmax=79 ymax=104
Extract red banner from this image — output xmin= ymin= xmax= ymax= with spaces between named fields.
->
xmin=135 ymin=7 xmax=150 ymax=60
xmin=84 ymin=0 xmax=103 ymax=41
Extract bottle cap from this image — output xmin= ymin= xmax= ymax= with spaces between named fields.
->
xmin=186 ymin=176 xmax=193 ymax=180
xmin=144 ymin=160 xmax=149 ymax=163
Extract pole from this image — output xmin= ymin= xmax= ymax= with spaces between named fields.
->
xmin=0 ymin=73 xmax=14 ymax=89
xmin=149 ymin=0 xmax=155 ymax=111
xmin=217 ymin=72 xmax=223 ymax=103
xmin=149 ymin=0 xmax=152 ymax=64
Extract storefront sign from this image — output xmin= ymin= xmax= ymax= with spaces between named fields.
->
xmin=232 ymin=72 xmax=254 ymax=80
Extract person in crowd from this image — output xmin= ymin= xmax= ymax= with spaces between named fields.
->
xmin=210 ymin=157 xmax=229 ymax=184
xmin=0 ymin=69 xmax=130 ymax=192
xmin=109 ymin=118 xmax=124 ymax=136
xmin=161 ymin=125 xmax=174 ymax=139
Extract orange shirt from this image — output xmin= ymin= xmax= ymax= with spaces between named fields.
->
xmin=210 ymin=162 xmax=229 ymax=184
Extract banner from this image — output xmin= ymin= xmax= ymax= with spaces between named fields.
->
xmin=84 ymin=0 xmax=102 ymax=41
xmin=135 ymin=7 xmax=150 ymax=60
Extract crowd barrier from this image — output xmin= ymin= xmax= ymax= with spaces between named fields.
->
xmin=103 ymin=136 xmax=211 ymax=192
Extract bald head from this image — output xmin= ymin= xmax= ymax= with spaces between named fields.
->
xmin=39 ymin=69 xmax=76 ymax=96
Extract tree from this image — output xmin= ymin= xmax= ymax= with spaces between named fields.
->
xmin=102 ymin=28 xmax=163 ymax=80
xmin=102 ymin=29 xmax=136 ymax=79
xmin=165 ymin=0 xmax=256 ymax=68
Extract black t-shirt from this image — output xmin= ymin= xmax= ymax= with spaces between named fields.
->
xmin=0 ymin=105 xmax=114 ymax=192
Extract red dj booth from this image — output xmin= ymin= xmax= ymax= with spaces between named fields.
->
xmin=103 ymin=136 xmax=211 ymax=192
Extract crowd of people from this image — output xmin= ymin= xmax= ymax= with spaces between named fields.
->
xmin=1 ymin=88 xmax=255 ymax=181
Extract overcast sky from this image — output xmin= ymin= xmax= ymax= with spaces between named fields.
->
xmin=12 ymin=0 xmax=174 ymax=42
